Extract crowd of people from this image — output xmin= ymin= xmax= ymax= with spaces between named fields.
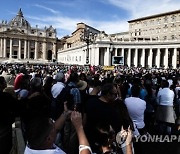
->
xmin=0 ymin=63 xmax=180 ymax=154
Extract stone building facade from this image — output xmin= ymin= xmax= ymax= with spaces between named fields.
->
xmin=128 ymin=10 xmax=180 ymax=41
xmin=0 ymin=9 xmax=57 ymax=63
xmin=58 ymin=10 xmax=180 ymax=68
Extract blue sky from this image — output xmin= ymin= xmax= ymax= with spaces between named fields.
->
xmin=0 ymin=0 xmax=180 ymax=38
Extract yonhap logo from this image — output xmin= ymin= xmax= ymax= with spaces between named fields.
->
xmin=134 ymin=134 xmax=180 ymax=143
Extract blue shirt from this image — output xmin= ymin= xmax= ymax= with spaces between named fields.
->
xmin=68 ymin=82 xmax=81 ymax=104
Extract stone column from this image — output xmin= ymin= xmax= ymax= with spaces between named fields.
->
xmin=34 ymin=41 xmax=38 ymax=59
xmin=127 ymin=48 xmax=131 ymax=67
xmin=86 ymin=47 xmax=89 ymax=64
xmin=134 ymin=48 xmax=138 ymax=67
xmin=156 ymin=48 xmax=160 ymax=68
xmin=148 ymin=48 xmax=152 ymax=68
xmin=94 ymin=47 xmax=99 ymax=66
xmin=18 ymin=39 xmax=21 ymax=59
xmin=24 ymin=40 xmax=27 ymax=59
xmin=121 ymin=48 xmax=124 ymax=65
xmin=164 ymin=48 xmax=168 ymax=68
xmin=115 ymin=48 xmax=117 ymax=56
xmin=27 ymin=41 xmax=30 ymax=59
xmin=42 ymin=41 xmax=47 ymax=60
xmin=10 ymin=39 xmax=13 ymax=59
xmin=0 ymin=38 xmax=3 ymax=57
xmin=4 ymin=39 xmax=6 ymax=58
xmin=121 ymin=48 xmax=124 ymax=57
xmin=89 ymin=48 xmax=91 ymax=64
xmin=106 ymin=47 xmax=110 ymax=66
xmin=83 ymin=49 xmax=86 ymax=65
xmin=172 ymin=48 xmax=177 ymax=69
xmin=141 ymin=48 xmax=145 ymax=67
xmin=53 ymin=42 xmax=56 ymax=60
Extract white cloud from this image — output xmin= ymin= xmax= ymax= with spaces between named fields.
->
xmin=107 ymin=0 xmax=180 ymax=19
xmin=28 ymin=13 xmax=129 ymax=37
xmin=34 ymin=4 xmax=59 ymax=14
xmin=27 ymin=0 xmax=180 ymax=38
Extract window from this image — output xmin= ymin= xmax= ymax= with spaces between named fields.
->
xmin=21 ymin=41 xmax=24 ymax=47
xmin=13 ymin=39 xmax=18 ymax=46
xmin=143 ymin=21 xmax=147 ymax=26
xmin=157 ymin=18 xmax=161 ymax=25
xmin=164 ymin=16 xmax=168 ymax=23
xmin=163 ymin=25 xmax=168 ymax=32
xmin=156 ymin=28 xmax=159 ymax=33
xmin=171 ymin=15 xmax=176 ymax=22
xmin=163 ymin=36 xmax=167 ymax=40
xmin=151 ymin=20 xmax=154 ymax=25
xmin=158 ymin=28 xmax=161 ymax=33
xmin=135 ymin=29 xmax=137 ymax=36
xmin=79 ymin=56 xmax=81 ymax=61
xmin=31 ymin=30 xmax=35 ymax=34
xmin=67 ymin=43 xmax=71 ymax=48
xmin=171 ymin=35 xmax=175 ymax=40
xmin=49 ymin=33 xmax=52 ymax=37
xmin=171 ymin=23 xmax=176 ymax=31
xmin=150 ymin=28 xmax=154 ymax=34
xmin=30 ymin=41 xmax=35 ymax=48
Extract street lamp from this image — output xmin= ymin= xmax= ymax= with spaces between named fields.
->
xmin=80 ymin=27 xmax=96 ymax=64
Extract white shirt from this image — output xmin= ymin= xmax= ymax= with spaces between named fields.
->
xmin=168 ymin=79 xmax=173 ymax=88
xmin=51 ymin=82 xmax=65 ymax=98
xmin=125 ymin=97 xmax=146 ymax=129
xmin=24 ymin=144 xmax=66 ymax=154
xmin=175 ymin=86 xmax=180 ymax=98
xmin=156 ymin=88 xmax=174 ymax=106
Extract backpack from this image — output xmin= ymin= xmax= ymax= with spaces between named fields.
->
xmin=51 ymin=85 xmax=75 ymax=120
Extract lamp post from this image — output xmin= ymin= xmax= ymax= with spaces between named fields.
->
xmin=80 ymin=27 xmax=96 ymax=64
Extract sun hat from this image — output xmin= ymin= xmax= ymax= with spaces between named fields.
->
xmin=77 ymin=80 xmax=87 ymax=91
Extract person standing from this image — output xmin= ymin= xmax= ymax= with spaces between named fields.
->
xmin=0 ymin=76 xmax=18 ymax=153
xmin=124 ymin=84 xmax=146 ymax=136
xmin=156 ymin=79 xmax=176 ymax=134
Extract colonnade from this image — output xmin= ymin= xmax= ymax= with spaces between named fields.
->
xmin=97 ymin=46 xmax=180 ymax=68
xmin=0 ymin=38 xmax=56 ymax=61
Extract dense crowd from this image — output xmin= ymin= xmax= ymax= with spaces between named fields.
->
xmin=0 ymin=63 xmax=180 ymax=154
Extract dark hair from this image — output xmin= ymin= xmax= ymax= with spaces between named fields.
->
xmin=30 ymin=77 xmax=42 ymax=92
xmin=93 ymin=80 xmax=102 ymax=87
xmin=133 ymin=77 xmax=141 ymax=85
xmin=131 ymin=85 xmax=140 ymax=97
xmin=94 ymin=123 xmax=115 ymax=147
xmin=161 ymin=79 xmax=169 ymax=88
xmin=26 ymin=117 xmax=53 ymax=149
xmin=19 ymin=75 xmax=30 ymax=89
xmin=101 ymin=83 xmax=114 ymax=96
xmin=79 ymin=73 xmax=87 ymax=81
xmin=69 ymin=72 xmax=79 ymax=83
xmin=19 ymin=66 xmax=27 ymax=74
